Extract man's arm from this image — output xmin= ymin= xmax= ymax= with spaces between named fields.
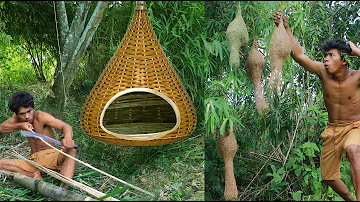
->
xmin=35 ymin=111 xmax=75 ymax=150
xmin=0 ymin=114 xmax=33 ymax=134
xmin=347 ymin=41 xmax=360 ymax=57
xmin=274 ymin=9 xmax=324 ymax=76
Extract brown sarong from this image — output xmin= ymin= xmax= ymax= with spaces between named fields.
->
xmin=14 ymin=148 xmax=60 ymax=173
xmin=320 ymin=120 xmax=360 ymax=180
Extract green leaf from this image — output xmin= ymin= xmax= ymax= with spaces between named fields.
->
xmin=291 ymin=191 xmax=303 ymax=201
xmin=304 ymin=174 xmax=309 ymax=185
xmin=220 ymin=117 xmax=229 ymax=136
xmin=96 ymin=185 xmax=130 ymax=201
xmin=273 ymin=172 xmax=281 ymax=182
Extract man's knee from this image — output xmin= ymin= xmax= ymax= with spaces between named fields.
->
xmin=67 ymin=148 xmax=77 ymax=157
xmin=346 ymin=144 xmax=360 ymax=163
xmin=323 ymin=179 xmax=335 ymax=186
xmin=0 ymin=159 xmax=15 ymax=169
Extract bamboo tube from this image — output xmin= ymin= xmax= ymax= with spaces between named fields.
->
xmin=0 ymin=169 xmax=97 ymax=201
xmin=11 ymin=150 xmax=119 ymax=201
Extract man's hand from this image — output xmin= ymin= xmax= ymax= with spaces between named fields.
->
xmin=273 ymin=8 xmax=290 ymax=30
xmin=60 ymin=138 xmax=75 ymax=150
xmin=347 ymin=41 xmax=360 ymax=57
xmin=20 ymin=122 xmax=34 ymax=131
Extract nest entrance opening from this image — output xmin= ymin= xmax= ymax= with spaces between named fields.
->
xmin=100 ymin=88 xmax=181 ymax=141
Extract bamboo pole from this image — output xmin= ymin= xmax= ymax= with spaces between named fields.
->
xmin=0 ymin=169 xmax=97 ymax=201
xmin=38 ymin=138 xmax=154 ymax=197
xmin=11 ymin=150 xmax=119 ymax=201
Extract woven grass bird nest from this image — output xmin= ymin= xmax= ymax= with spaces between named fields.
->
xmin=80 ymin=1 xmax=197 ymax=146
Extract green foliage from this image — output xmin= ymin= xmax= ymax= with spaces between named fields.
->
xmin=1 ymin=1 xmax=58 ymax=83
xmin=256 ymin=141 xmax=355 ymax=201
xmin=205 ymin=96 xmax=244 ymax=136
xmin=96 ymin=185 xmax=132 ymax=201
xmin=0 ymin=44 xmax=38 ymax=86
xmin=74 ymin=1 xmax=134 ymax=90
xmin=147 ymin=1 xmax=205 ymax=120
xmin=2 ymin=1 xmax=57 ymax=49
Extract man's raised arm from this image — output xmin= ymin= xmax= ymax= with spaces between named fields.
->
xmin=274 ymin=9 xmax=324 ymax=76
xmin=347 ymin=41 xmax=360 ymax=57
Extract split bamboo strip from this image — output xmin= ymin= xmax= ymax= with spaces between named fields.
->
xmin=38 ymin=138 xmax=154 ymax=197
xmin=11 ymin=150 xmax=119 ymax=201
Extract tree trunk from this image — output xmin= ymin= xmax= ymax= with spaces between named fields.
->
xmin=40 ymin=1 xmax=109 ymax=116
xmin=0 ymin=169 xmax=97 ymax=201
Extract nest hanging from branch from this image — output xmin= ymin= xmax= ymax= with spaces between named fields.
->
xmin=80 ymin=1 xmax=197 ymax=146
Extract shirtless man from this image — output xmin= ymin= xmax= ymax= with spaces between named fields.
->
xmin=274 ymin=9 xmax=360 ymax=201
xmin=0 ymin=91 xmax=76 ymax=189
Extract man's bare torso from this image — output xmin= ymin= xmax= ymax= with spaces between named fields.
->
xmin=25 ymin=111 xmax=56 ymax=154
xmin=321 ymin=69 xmax=360 ymax=123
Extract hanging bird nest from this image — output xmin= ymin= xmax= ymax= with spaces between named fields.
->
xmin=80 ymin=1 xmax=197 ymax=146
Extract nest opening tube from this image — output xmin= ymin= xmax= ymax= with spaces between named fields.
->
xmin=100 ymin=88 xmax=181 ymax=141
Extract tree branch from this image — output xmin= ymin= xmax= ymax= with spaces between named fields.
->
xmin=64 ymin=1 xmax=89 ymax=57
xmin=54 ymin=1 xmax=69 ymax=48
xmin=73 ymin=1 xmax=109 ymax=63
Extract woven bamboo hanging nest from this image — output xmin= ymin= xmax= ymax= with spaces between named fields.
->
xmin=80 ymin=1 xmax=197 ymax=146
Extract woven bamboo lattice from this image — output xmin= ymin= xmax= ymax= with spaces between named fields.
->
xmin=80 ymin=2 xmax=197 ymax=146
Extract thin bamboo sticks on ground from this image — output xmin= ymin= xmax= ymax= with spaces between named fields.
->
xmin=11 ymin=150 xmax=119 ymax=201
xmin=0 ymin=168 xmax=98 ymax=201
xmin=37 ymin=139 xmax=154 ymax=197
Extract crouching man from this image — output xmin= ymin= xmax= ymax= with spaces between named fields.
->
xmin=0 ymin=91 xmax=76 ymax=189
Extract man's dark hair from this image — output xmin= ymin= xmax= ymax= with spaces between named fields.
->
xmin=8 ymin=91 xmax=34 ymax=115
xmin=321 ymin=39 xmax=352 ymax=60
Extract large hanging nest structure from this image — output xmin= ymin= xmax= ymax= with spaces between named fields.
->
xmin=80 ymin=1 xmax=197 ymax=146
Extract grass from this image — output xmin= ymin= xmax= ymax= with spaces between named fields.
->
xmin=0 ymin=83 xmax=204 ymax=201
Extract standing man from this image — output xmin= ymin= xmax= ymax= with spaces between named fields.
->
xmin=0 ymin=91 xmax=77 ymax=189
xmin=274 ymin=9 xmax=360 ymax=201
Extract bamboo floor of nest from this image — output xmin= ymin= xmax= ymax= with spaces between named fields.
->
xmin=103 ymin=122 xmax=176 ymax=134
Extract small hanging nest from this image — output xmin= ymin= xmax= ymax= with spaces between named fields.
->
xmin=226 ymin=3 xmax=249 ymax=69
xmin=80 ymin=1 xmax=197 ymax=146
xmin=267 ymin=12 xmax=292 ymax=91
xmin=245 ymin=35 xmax=268 ymax=114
